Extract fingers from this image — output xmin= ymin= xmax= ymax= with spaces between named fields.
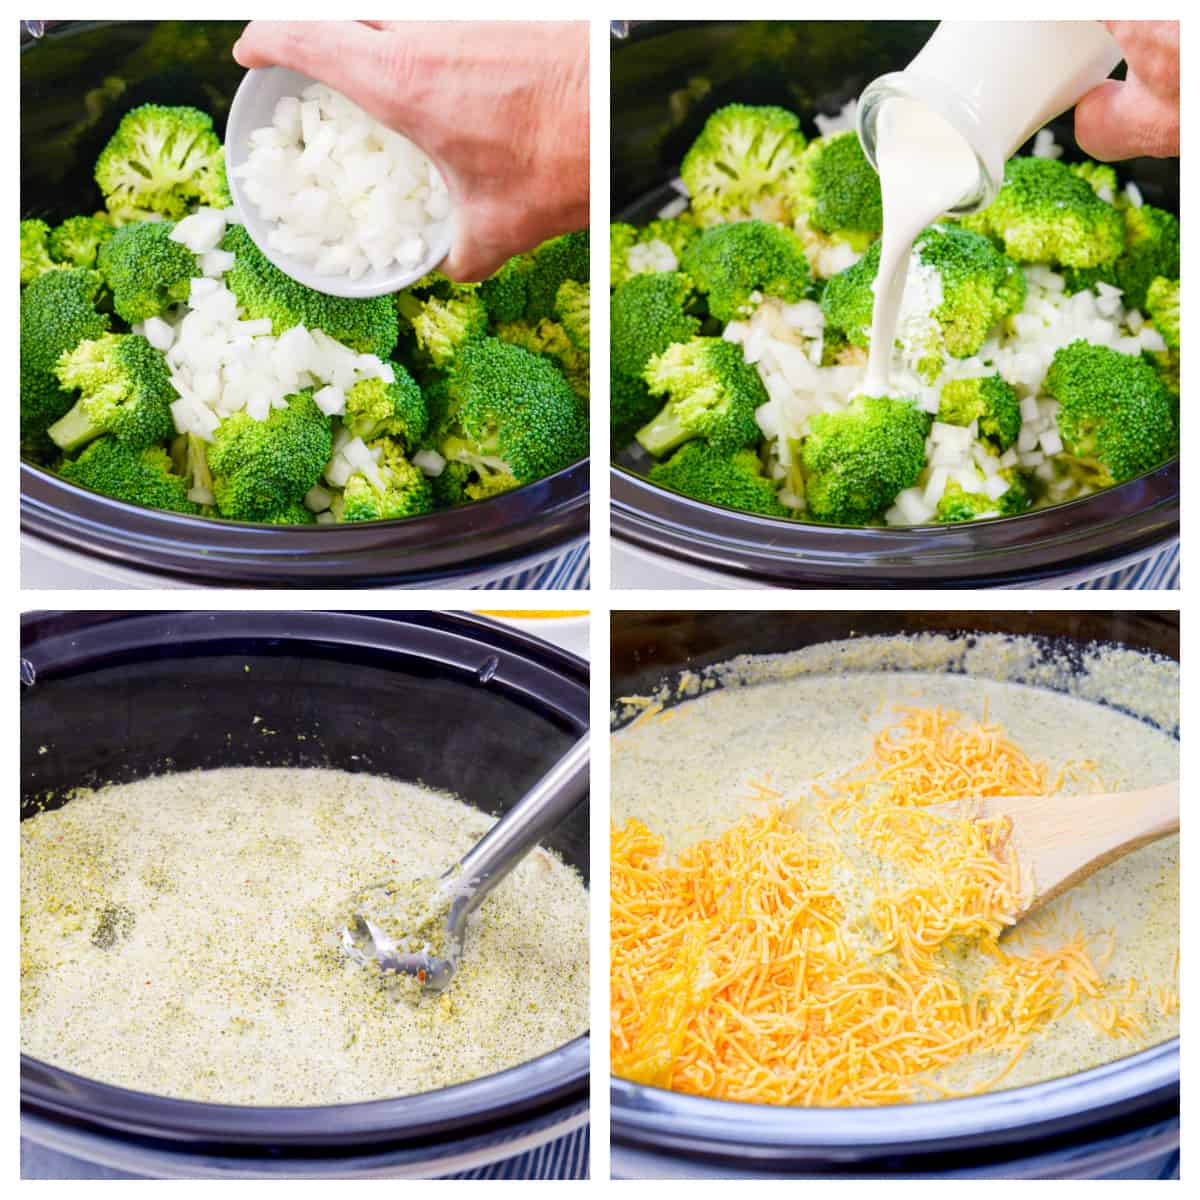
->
xmin=233 ymin=21 xmax=400 ymax=126
xmin=440 ymin=223 xmax=515 ymax=283
xmin=1102 ymin=20 xmax=1180 ymax=88
xmin=1075 ymin=78 xmax=1180 ymax=161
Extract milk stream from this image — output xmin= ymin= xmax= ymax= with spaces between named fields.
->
xmin=862 ymin=99 xmax=977 ymax=396
xmin=859 ymin=21 xmax=1123 ymax=397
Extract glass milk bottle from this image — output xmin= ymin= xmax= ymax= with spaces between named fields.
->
xmin=857 ymin=21 xmax=1123 ymax=214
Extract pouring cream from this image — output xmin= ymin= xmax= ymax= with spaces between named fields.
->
xmin=856 ymin=21 xmax=1122 ymax=396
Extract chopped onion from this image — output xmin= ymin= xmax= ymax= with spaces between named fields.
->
xmin=236 ymin=81 xmax=448 ymax=279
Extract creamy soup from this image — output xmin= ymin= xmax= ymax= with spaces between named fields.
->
xmin=611 ymin=635 xmax=1178 ymax=1104
xmin=22 ymin=767 xmax=589 ymax=1105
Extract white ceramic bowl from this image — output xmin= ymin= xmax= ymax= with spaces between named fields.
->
xmin=224 ymin=66 xmax=454 ymax=299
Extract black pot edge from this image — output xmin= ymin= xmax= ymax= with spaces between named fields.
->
xmin=22 ymin=460 xmax=590 ymax=588
xmin=611 ymin=462 xmax=1179 ymax=588
xmin=610 ymin=1041 xmax=1179 ymax=1170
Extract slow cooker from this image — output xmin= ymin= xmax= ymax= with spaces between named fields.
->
xmin=610 ymin=21 xmax=1179 ymax=589
xmin=21 ymin=610 xmax=589 ymax=1178
xmin=20 ymin=21 xmax=588 ymax=588
xmin=610 ymin=610 xmax=1179 ymax=1178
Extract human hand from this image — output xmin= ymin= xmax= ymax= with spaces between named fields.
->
xmin=1075 ymin=20 xmax=1179 ymax=161
xmin=234 ymin=21 xmax=589 ymax=281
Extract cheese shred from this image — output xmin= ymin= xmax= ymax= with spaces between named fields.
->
xmin=611 ymin=705 xmax=1158 ymax=1105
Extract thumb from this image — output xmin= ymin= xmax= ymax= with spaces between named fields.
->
xmin=1075 ymin=78 xmax=1180 ymax=161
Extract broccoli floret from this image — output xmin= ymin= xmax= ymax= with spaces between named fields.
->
xmin=960 ymin=156 xmax=1124 ymax=269
xmin=395 ymin=290 xmax=489 ymax=368
xmin=788 ymin=132 xmax=882 ymax=248
xmin=436 ymin=338 xmax=587 ymax=498
xmin=611 ymin=369 xmax=660 ymax=450
xmin=555 ymin=279 xmax=590 ymax=352
xmin=1146 ymin=276 xmax=1179 ymax=350
xmin=394 ymin=272 xmax=478 ymax=352
xmin=937 ymin=375 xmax=1021 ymax=451
xmin=1069 ymin=160 xmax=1120 ymax=204
xmin=496 ymin=318 xmax=588 ymax=401
xmin=611 ymin=219 xmax=701 ymax=288
xmin=996 ymin=467 xmax=1033 ymax=515
xmin=818 ymin=246 xmax=876 ymax=347
xmin=641 ymin=217 xmax=700 ymax=260
xmin=429 ymin=458 xmax=473 ymax=508
xmin=478 ymin=254 xmax=532 ymax=324
xmin=1111 ymin=205 xmax=1179 ymax=312
xmin=934 ymin=481 xmax=1000 ymax=523
xmin=419 ymin=371 xmax=454 ymax=434
xmin=1144 ymin=277 xmax=1180 ymax=398
xmin=222 ymin=224 xmax=399 ymax=358
xmin=49 ymin=215 xmax=115 ymax=269
xmin=680 ymin=219 xmax=813 ymax=322
xmin=344 ymin=367 xmax=428 ymax=451
xmin=95 ymin=103 xmax=230 ymax=221
xmin=334 ymin=438 xmax=434 ymax=522
xmin=910 ymin=224 xmax=1025 ymax=366
xmin=800 ymin=395 xmax=930 ymax=524
xmin=637 ymin=337 xmax=767 ymax=458
xmin=1063 ymin=205 xmax=1179 ymax=311
xmin=259 ymin=500 xmax=318 ymax=525
xmin=649 ymin=441 xmax=789 ymax=517
xmin=934 ymin=469 xmax=1031 ymax=523
xmin=21 ymin=219 xmax=66 ymax=285
xmin=57 ymin=438 xmax=199 ymax=515
xmin=610 ymin=271 xmax=701 ymax=380
xmin=97 ymin=219 xmax=198 ymax=322
xmin=207 ymin=391 xmax=333 ymax=521
xmin=610 ymin=223 xmax=639 ymax=289
xmin=821 ymin=225 xmax=1024 ymax=378
xmin=49 ymin=333 xmax=175 ymax=453
xmin=680 ymin=103 xmax=807 ymax=224
xmin=399 ymin=267 xmax=471 ymax=302
xmin=21 ymin=269 xmax=112 ymax=447
xmin=524 ymin=231 xmax=589 ymax=321
xmin=1045 ymin=340 xmax=1177 ymax=486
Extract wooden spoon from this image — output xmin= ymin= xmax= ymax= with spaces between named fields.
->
xmin=931 ymin=780 xmax=1179 ymax=922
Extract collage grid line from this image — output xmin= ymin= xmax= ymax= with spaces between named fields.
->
xmin=14 ymin=5 xmax=1186 ymax=1185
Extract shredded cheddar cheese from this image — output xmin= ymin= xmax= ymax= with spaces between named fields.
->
xmin=611 ymin=705 xmax=1161 ymax=1105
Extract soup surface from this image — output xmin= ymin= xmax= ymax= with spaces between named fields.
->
xmin=22 ymin=767 xmax=589 ymax=1104
xmin=611 ymin=645 xmax=1178 ymax=1104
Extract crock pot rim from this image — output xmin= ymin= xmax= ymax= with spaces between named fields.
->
xmin=20 ymin=609 xmax=590 ymax=704
xmin=22 ymin=1038 xmax=590 ymax=1152
xmin=21 ymin=458 xmax=590 ymax=589
xmin=20 ymin=610 xmax=591 ymax=1149
xmin=611 ymin=459 xmax=1179 ymax=587
xmin=611 ymin=1038 xmax=1178 ymax=1157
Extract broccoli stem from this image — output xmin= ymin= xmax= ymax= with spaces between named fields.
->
xmin=395 ymin=293 xmax=423 ymax=323
xmin=187 ymin=433 xmax=213 ymax=494
xmin=635 ymin=407 xmax=691 ymax=458
xmin=48 ymin=403 xmax=104 ymax=453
